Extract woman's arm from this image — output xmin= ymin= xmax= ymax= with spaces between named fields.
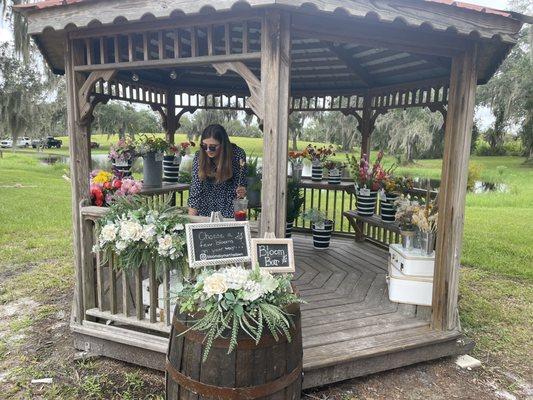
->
xmin=187 ymin=154 xmax=202 ymax=212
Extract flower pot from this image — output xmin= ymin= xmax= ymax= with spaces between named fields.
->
xmin=328 ymin=168 xmax=341 ymax=185
xmin=380 ymin=192 xmax=398 ymax=222
xmin=312 ymin=220 xmax=334 ymax=249
xmin=292 ymin=165 xmax=303 ymax=182
xmin=163 ymin=155 xmax=181 ymax=184
xmin=419 ymin=231 xmax=436 ymax=255
xmin=356 ymin=190 xmax=378 ymax=217
xmin=285 ymin=220 xmax=294 ymax=238
xmin=400 ymin=230 xmax=415 ymax=251
xmin=142 ymin=152 xmax=163 ymax=189
xmin=311 ymin=161 xmax=323 ymax=181
xmin=112 ymin=158 xmax=133 ymax=178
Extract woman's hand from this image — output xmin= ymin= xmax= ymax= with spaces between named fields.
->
xmin=188 ymin=207 xmax=199 ymax=216
xmin=236 ymin=186 xmax=247 ymax=199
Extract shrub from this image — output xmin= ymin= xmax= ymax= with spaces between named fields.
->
xmin=503 ymin=139 xmax=524 ymax=156
xmin=467 ymin=162 xmax=483 ymax=191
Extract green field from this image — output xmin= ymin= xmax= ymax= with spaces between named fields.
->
xmin=0 ymin=149 xmax=531 ymax=397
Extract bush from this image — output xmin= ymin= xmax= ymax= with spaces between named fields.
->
xmin=503 ymin=139 xmax=524 ymax=156
xmin=474 ymin=138 xmax=506 ymax=156
xmin=467 ymin=162 xmax=483 ymax=191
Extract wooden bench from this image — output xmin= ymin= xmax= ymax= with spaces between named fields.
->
xmin=343 ymin=210 xmax=401 ymax=247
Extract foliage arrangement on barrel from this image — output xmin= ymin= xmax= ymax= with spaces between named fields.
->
xmin=174 ymin=265 xmax=301 ymax=361
xmin=93 ymin=195 xmax=189 ymax=276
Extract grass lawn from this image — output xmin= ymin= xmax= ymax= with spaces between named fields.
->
xmin=0 ymin=151 xmax=531 ymax=397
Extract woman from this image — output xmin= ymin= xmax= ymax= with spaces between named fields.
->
xmin=188 ymin=124 xmax=247 ymax=218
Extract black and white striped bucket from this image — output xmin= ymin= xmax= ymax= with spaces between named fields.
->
xmin=285 ymin=221 xmax=294 ymax=238
xmin=112 ymin=159 xmax=133 ymax=178
xmin=311 ymin=165 xmax=323 ymax=181
xmin=163 ymin=155 xmax=181 ymax=183
xmin=356 ymin=191 xmax=378 ymax=217
xmin=380 ymin=193 xmax=398 ymax=222
xmin=328 ymin=170 xmax=341 ymax=185
xmin=312 ymin=220 xmax=333 ymax=249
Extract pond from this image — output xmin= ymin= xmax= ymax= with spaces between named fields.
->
xmin=411 ymin=176 xmax=509 ymax=194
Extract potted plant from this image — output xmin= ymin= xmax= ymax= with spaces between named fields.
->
xmin=89 ymin=169 xmax=143 ymax=207
xmin=380 ymin=175 xmax=414 ymax=222
xmin=246 ymin=155 xmax=262 ymax=207
xmin=108 ymin=138 xmax=137 ymax=177
xmin=303 ymin=144 xmax=335 ymax=181
xmin=302 ymin=208 xmax=333 ymax=249
xmin=394 ymin=196 xmax=419 ymax=250
xmin=93 ymin=195 xmax=189 ymax=276
xmin=412 ymin=200 xmax=438 ymax=255
xmin=324 ymin=160 xmax=345 ymax=185
xmin=286 ymin=179 xmax=305 ymax=238
xmin=347 ymin=150 xmax=387 ymax=217
xmin=136 ymin=135 xmax=169 ymax=189
xmin=163 ymin=141 xmax=195 ymax=184
xmin=288 ymin=150 xmax=305 ymax=182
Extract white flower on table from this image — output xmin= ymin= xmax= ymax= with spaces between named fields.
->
xmin=259 ymin=270 xmax=279 ymax=294
xmin=119 ymin=220 xmax=143 ymax=242
xmin=203 ymin=273 xmax=228 ymax=297
xmin=115 ymin=240 xmax=127 ymax=252
xmin=172 ymin=223 xmax=184 ymax=232
xmin=242 ymin=280 xmax=264 ymax=302
xmin=100 ymin=223 xmax=117 ymax=243
xmin=157 ymin=234 xmax=174 ymax=253
xmin=222 ymin=266 xmax=250 ymax=290
xmin=141 ymin=224 xmax=157 ymax=243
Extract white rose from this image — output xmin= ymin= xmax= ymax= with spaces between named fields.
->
xmin=203 ymin=273 xmax=228 ymax=297
xmin=157 ymin=234 xmax=173 ymax=252
xmin=115 ymin=240 xmax=127 ymax=252
xmin=259 ymin=271 xmax=279 ymax=294
xmin=222 ymin=266 xmax=250 ymax=290
xmin=100 ymin=223 xmax=117 ymax=243
xmin=119 ymin=220 xmax=143 ymax=242
xmin=242 ymin=281 xmax=264 ymax=302
xmin=141 ymin=224 xmax=157 ymax=243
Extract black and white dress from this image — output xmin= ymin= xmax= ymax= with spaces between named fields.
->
xmin=188 ymin=144 xmax=247 ymax=218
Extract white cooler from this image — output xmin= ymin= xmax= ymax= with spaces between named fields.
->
xmin=387 ymin=244 xmax=435 ymax=306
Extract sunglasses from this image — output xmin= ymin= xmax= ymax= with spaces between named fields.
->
xmin=201 ymin=143 xmax=220 ymax=152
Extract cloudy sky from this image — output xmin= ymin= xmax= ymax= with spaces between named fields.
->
xmin=0 ymin=0 xmax=512 ymax=128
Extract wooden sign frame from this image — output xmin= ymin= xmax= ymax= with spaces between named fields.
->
xmin=251 ymin=238 xmax=295 ymax=273
xmin=185 ymin=221 xmax=252 ymax=269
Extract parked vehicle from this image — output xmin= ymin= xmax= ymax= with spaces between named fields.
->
xmin=43 ymin=137 xmax=62 ymax=149
xmin=31 ymin=139 xmax=42 ymax=148
xmin=0 ymin=139 xmax=13 ymax=148
xmin=16 ymin=137 xmax=31 ymax=147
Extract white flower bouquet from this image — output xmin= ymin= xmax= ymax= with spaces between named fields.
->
xmin=93 ymin=195 xmax=189 ymax=275
xmin=176 ymin=265 xmax=301 ymax=361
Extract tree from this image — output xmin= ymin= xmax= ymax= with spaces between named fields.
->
xmin=92 ymin=102 xmax=161 ymax=138
xmin=1 ymin=0 xmax=30 ymax=59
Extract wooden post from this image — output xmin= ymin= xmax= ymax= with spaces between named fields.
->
xmin=260 ymin=10 xmax=291 ymax=238
xmin=432 ymin=47 xmax=477 ymax=331
xmin=360 ymin=94 xmax=372 ymax=158
xmin=65 ymin=37 xmax=92 ymax=324
xmin=166 ymin=91 xmax=177 ymax=144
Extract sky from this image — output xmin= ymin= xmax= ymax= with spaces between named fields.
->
xmin=0 ymin=0 xmax=515 ymax=129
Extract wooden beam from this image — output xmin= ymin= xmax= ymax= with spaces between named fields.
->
xmin=73 ymin=52 xmax=261 ymax=72
xmin=432 ymin=46 xmax=478 ymax=331
xmin=66 ymin=37 xmax=92 ymax=324
xmin=260 ymin=10 xmax=291 ymax=238
xmin=326 ymin=43 xmax=374 ymax=87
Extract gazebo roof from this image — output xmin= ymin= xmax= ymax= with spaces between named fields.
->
xmin=16 ymin=0 xmax=527 ymax=93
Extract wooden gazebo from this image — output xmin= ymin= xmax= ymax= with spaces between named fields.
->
xmin=17 ymin=0 xmax=526 ymax=390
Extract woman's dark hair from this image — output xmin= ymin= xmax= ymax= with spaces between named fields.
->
xmin=198 ymin=124 xmax=234 ymax=183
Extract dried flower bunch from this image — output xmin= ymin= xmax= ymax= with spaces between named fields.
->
xmin=412 ymin=201 xmax=438 ymax=233
xmin=394 ymin=196 xmax=419 ymax=231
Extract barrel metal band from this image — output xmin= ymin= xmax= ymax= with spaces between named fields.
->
xmin=166 ymin=358 xmax=302 ymax=399
xmin=172 ymin=316 xmax=296 ymax=349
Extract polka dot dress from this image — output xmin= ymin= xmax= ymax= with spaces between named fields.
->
xmin=188 ymin=144 xmax=248 ymax=218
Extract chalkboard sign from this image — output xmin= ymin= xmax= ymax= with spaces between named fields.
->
xmin=251 ymin=239 xmax=295 ymax=273
xmin=185 ymin=221 xmax=252 ymax=268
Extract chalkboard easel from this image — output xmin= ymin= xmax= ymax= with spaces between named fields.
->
xmin=251 ymin=237 xmax=295 ymax=273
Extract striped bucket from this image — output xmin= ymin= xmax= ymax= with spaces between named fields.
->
xmin=285 ymin=221 xmax=294 ymax=238
xmin=311 ymin=162 xmax=323 ymax=181
xmin=163 ymin=155 xmax=181 ymax=184
xmin=328 ymin=169 xmax=341 ymax=185
xmin=380 ymin=193 xmax=398 ymax=222
xmin=112 ymin=159 xmax=133 ymax=178
xmin=312 ymin=220 xmax=334 ymax=249
xmin=356 ymin=191 xmax=378 ymax=217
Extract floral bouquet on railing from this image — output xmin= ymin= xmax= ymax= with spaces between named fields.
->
xmin=136 ymin=135 xmax=169 ymax=156
xmin=302 ymin=144 xmax=335 ymax=165
xmin=166 ymin=141 xmax=195 ymax=157
xmin=175 ymin=265 xmax=301 ymax=361
xmin=383 ymin=175 xmax=414 ymax=196
xmin=109 ymin=137 xmax=137 ymax=164
xmin=346 ymin=150 xmax=387 ymax=191
xmin=93 ymin=195 xmax=189 ymax=275
xmin=90 ymin=169 xmax=143 ymax=207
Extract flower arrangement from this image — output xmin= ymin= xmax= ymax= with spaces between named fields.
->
xmin=89 ymin=169 xmax=142 ymax=207
xmin=136 ymin=135 xmax=169 ymax=156
xmin=288 ymin=151 xmax=305 ymax=168
xmin=302 ymin=144 xmax=335 ymax=165
xmin=383 ymin=175 xmax=414 ymax=195
xmin=166 ymin=141 xmax=195 ymax=157
xmin=323 ymin=160 xmax=345 ymax=171
xmin=109 ymin=138 xmax=137 ymax=164
xmin=394 ymin=196 xmax=419 ymax=231
xmin=175 ymin=265 xmax=300 ymax=361
xmin=93 ymin=195 xmax=189 ymax=275
xmin=346 ymin=151 xmax=387 ymax=191
xmin=302 ymin=208 xmax=328 ymax=228
xmin=412 ymin=201 xmax=438 ymax=233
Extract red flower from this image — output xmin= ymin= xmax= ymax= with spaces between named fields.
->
xmin=113 ymin=179 xmax=122 ymax=189
xmin=103 ymin=181 xmax=113 ymax=190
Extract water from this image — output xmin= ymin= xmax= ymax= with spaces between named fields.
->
xmin=412 ymin=177 xmax=508 ymax=194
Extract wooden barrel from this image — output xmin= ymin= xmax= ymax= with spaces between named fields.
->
xmin=166 ymin=302 xmax=303 ymax=400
